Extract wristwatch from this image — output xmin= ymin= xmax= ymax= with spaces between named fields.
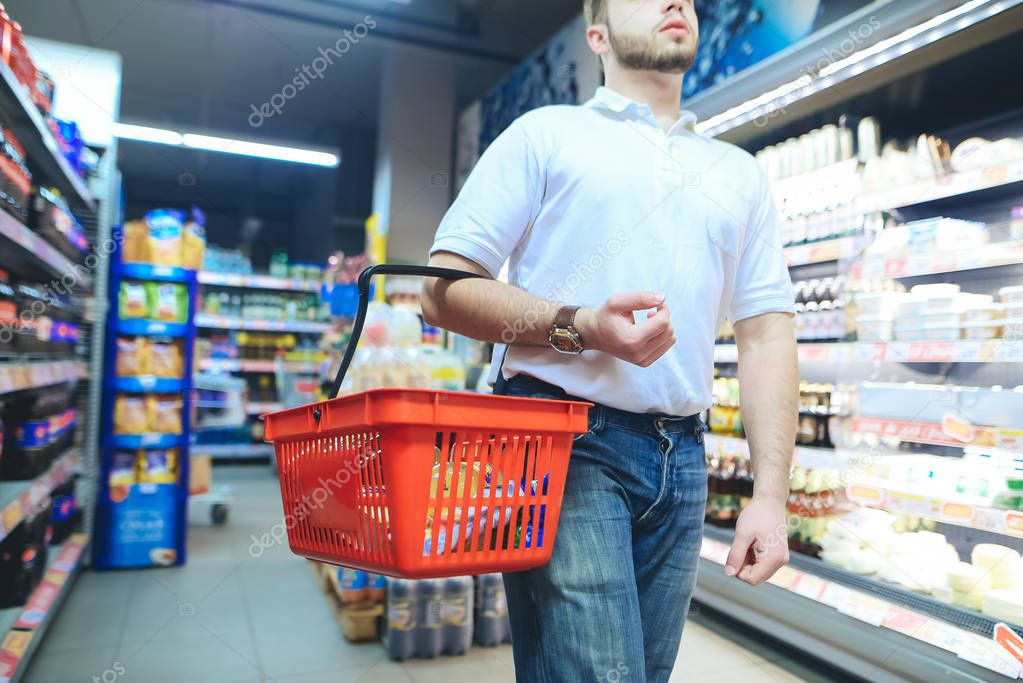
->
xmin=548 ymin=305 xmax=585 ymax=355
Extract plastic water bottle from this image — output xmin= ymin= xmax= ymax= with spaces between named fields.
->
xmin=441 ymin=576 xmax=474 ymax=655
xmin=414 ymin=579 xmax=444 ymax=658
xmin=474 ymin=573 xmax=511 ymax=646
xmin=339 ymin=569 xmax=368 ymax=604
xmin=384 ymin=579 xmax=417 ymax=661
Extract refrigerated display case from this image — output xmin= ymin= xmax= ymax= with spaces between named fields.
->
xmin=697 ymin=1 xmax=1023 ymax=680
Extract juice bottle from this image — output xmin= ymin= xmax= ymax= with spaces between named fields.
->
xmin=339 ymin=569 xmax=368 ymax=604
xmin=414 ymin=579 xmax=444 ymax=658
xmin=474 ymin=574 xmax=511 ymax=647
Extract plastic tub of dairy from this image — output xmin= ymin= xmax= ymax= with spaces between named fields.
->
xmin=920 ymin=326 xmax=961 ymax=341
xmin=999 ymin=286 xmax=1023 ymax=304
xmin=961 ymin=320 xmax=1001 ymax=339
xmin=919 ymin=312 xmax=960 ymax=328
xmin=961 ymin=302 xmax=1004 ymax=324
xmin=898 ymin=296 xmax=926 ymax=317
xmin=856 ymin=315 xmax=894 ymax=340
xmin=1005 ymin=304 xmax=1023 ymax=320
xmin=855 ymin=292 xmax=907 ymax=318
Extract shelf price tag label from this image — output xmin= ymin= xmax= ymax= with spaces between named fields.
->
xmin=1005 ymin=512 xmax=1023 ymax=536
xmin=847 ymin=484 xmax=885 ymax=505
xmin=0 ymin=631 xmax=31 ymax=658
xmin=960 ymin=628 xmax=1023 ymax=678
xmin=1 ymin=500 xmax=23 ymax=539
xmin=997 ymin=430 xmax=1023 ymax=452
xmin=792 ymin=574 xmax=826 ymax=601
xmin=941 ymin=501 xmax=975 ymax=522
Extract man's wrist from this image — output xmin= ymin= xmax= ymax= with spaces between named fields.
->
xmin=751 ymin=488 xmax=789 ymax=505
xmin=574 ymin=307 xmax=600 ymax=351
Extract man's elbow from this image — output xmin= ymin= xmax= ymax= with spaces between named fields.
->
xmin=420 ymin=282 xmax=443 ymax=327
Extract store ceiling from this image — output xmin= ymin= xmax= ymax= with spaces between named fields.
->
xmin=3 ymin=0 xmax=579 ymax=245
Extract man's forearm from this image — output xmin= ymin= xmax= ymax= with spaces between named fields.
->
xmin=735 ymin=314 xmax=798 ymax=502
xmin=422 ymin=252 xmax=560 ymax=347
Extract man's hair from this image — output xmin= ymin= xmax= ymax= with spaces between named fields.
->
xmin=584 ymin=0 xmax=608 ymax=25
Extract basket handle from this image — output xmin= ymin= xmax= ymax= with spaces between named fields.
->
xmin=330 ymin=264 xmax=487 ymax=399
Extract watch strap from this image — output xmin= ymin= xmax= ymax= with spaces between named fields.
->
xmin=553 ymin=305 xmax=580 ymax=329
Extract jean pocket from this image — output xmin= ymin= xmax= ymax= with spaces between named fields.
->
xmin=573 ymin=405 xmax=605 ymax=442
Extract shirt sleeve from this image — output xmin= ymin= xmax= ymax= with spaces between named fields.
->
xmin=728 ymin=168 xmax=795 ymax=322
xmin=430 ymin=117 xmax=544 ymax=277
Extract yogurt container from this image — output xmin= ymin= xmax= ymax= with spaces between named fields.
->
xmin=999 ymin=286 xmax=1023 ymax=304
xmin=961 ymin=320 xmax=1001 ymax=340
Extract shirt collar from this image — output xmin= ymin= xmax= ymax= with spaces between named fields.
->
xmin=586 ymin=86 xmax=699 ymax=133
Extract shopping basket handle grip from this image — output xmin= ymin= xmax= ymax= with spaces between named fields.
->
xmin=330 ymin=264 xmax=487 ymax=399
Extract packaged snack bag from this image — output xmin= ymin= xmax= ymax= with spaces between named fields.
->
xmin=146 ymin=209 xmax=184 ymax=266
xmin=116 ymin=337 xmax=147 ymax=376
xmin=114 ymin=396 xmax=149 ymax=434
xmin=109 ymin=451 xmax=139 ymax=486
xmin=181 ymin=207 xmax=206 ymax=270
xmin=139 ymin=449 xmax=178 ymax=484
xmin=148 ymin=283 xmax=187 ymax=322
xmin=119 ymin=282 xmax=150 ymax=319
xmin=148 ymin=340 xmax=182 ymax=378
xmin=122 ymin=220 xmax=152 ymax=264
xmin=147 ymin=395 xmax=182 ymax=434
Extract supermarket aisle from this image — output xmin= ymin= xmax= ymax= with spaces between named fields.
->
xmin=27 ymin=467 xmax=842 ymax=683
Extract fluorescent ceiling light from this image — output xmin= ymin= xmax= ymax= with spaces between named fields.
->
xmin=111 ymin=123 xmax=340 ymax=167
xmin=111 ymin=122 xmax=183 ymax=146
xmin=182 ymin=133 xmax=339 ymax=167
xmin=696 ymin=0 xmax=1008 ymax=137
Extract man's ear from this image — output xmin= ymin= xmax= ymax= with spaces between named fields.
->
xmin=585 ymin=24 xmax=610 ymax=57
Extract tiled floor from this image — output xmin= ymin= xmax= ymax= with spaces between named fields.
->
xmin=26 ymin=466 xmax=847 ymax=682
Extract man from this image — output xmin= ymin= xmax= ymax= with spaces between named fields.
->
xmin=422 ymin=1 xmax=798 ymax=680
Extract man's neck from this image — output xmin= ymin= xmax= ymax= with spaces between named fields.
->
xmin=603 ymin=68 xmax=685 ymax=133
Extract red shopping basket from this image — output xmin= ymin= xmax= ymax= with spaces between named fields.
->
xmin=263 ymin=264 xmax=589 ymax=578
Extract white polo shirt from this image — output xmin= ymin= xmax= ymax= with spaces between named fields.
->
xmin=430 ymin=86 xmax=794 ymax=416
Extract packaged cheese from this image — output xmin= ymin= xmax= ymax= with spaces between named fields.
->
xmin=148 ymin=340 xmax=182 ymax=378
xmin=148 ymin=283 xmax=187 ymax=322
xmin=119 ymin=281 xmax=150 ymax=319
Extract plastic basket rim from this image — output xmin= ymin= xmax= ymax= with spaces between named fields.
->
xmin=260 ymin=387 xmax=593 ymax=420
xmin=260 ymin=387 xmax=593 ymax=441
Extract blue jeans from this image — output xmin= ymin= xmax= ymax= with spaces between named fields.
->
xmin=496 ymin=374 xmax=708 ymax=683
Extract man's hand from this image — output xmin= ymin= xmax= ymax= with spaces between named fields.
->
xmin=724 ymin=495 xmax=790 ymax=585
xmin=576 ymin=292 xmax=676 ymax=367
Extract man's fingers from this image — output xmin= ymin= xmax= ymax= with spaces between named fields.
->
xmin=605 ymin=291 xmax=666 ymax=314
xmin=636 ymin=330 xmax=677 ymax=367
xmin=725 ymin=532 xmax=754 ymax=577
xmin=737 ymin=552 xmax=786 ymax=586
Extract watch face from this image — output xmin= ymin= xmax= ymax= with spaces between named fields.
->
xmin=549 ymin=328 xmax=584 ymax=354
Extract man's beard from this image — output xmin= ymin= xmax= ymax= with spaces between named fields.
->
xmin=607 ymin=23 xmax=696 ymax=73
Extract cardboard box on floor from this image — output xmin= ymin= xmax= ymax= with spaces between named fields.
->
xmin=189 ymin=455 xmax=212 ymax=495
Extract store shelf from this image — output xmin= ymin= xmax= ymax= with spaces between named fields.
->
xmin=846 ymin=475 xmax=1023 ymax=540
xmin=0 ymin=533 xmax=89 ymax=682
xmin=784 ymin=236 xmax=860 ymax=267
xmin=247 ymin=402 xmax=281 ymax=415
xmin=0 ymin=60 xmax=95 ymax=215
xmin=862 ymin=159 xmax=1023 ymax=214
xmin=197 ymin=358 xmax=321 ymax=374
xmin=0 ymin=209 xmax=87 ymax=284
xmin=698 ymin=527 xmax=1022 ymax=679
xmin=704 ymin=433 xmax=844 ymax=470
xmin=851 ymin=240 xmax=1023 ymax=280
xmin=191 ymin=443 xmax=274 ymax=460
xmin=0 ymin=360 xmax=87 ymax=396
xmin=197 ymin=271 xmax=320 ymax=292
xmin=848 ymin=415 xmax=1021 ymax=450
xmin=111 ymin=433 xmax=185 ymax=450
xmin=195 ymin=314 xmax=329 ymax=334
xmin=116 ymin=319 xmax=189 ymax=337
xmin=112 ymin=376 xmax=185 ymax=393
xmin=119 ymin=263 xmax=196 ymax=283
xmin=0 ymin=449 xmax=81 ymax=545
xmin=714 ymin=340 xmax=1023 ymax=365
